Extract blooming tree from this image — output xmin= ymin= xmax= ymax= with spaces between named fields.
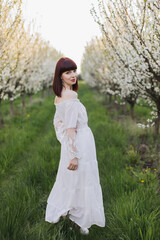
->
xmin=0 ymin=0 xmax=23 ymax=116
xmin=88 ymin=0 xmax=160 ymax=135
xmin=0 ymin=0 xmax=62 ymax=119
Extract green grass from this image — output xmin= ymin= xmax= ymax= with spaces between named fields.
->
xmin=0 ymin=83 xmax=160 ymax=240
xmin=0 ymin=91 xmax=54 ymax=179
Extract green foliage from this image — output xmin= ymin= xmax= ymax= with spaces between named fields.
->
xmin=126 ymin=148 xmax=140 ymax=165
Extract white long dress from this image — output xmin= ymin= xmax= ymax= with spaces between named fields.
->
xmin=45 ymin=91 xmax=105 ymax=229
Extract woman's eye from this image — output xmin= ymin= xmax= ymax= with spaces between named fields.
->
xmin=66 ymin=70 xmax=76 ymax=74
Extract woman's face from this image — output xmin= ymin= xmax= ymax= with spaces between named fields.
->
xmin=61 ymin=69 xmax=78 ymax=89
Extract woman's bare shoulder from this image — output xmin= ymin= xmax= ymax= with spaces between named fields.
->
xmin=54 ymin=89 xmax=78 ymax=104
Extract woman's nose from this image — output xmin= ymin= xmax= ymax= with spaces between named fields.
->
xmin=72 ymin=72 xmax=77 ymax=77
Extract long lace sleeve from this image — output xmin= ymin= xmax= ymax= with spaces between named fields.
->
xmin=53 ymin=114 xmax=66 ymax=144
xmin=64 ymin=100 xmax=81 ymax=161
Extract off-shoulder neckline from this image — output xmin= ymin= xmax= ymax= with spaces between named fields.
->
xmin=54 ymin=98 xmax=80 ymax=105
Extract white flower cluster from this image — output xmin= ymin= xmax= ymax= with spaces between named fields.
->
xmin=137 ymin=122 xmax=155 ymax=129
xmin=82 ymin=0 xmax=160 ymax=133
xmin=0 ymin=0 xmax=63 ymax=104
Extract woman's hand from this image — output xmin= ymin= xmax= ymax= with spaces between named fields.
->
xmin=67 ymin=157 xmax=78 ymax=170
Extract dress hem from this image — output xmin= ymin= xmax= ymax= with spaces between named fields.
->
xmin=45 ymin=207 xmax=105 ymax=229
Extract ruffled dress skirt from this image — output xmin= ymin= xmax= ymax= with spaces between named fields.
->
xmin=45 ymin=126 xmax=105 ymax=229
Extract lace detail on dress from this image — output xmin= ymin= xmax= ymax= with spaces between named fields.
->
xmin=54 ymin=119 xmax=66 ymax=144
xmin=54 ymin=119 xmax=81 ymax=160
xmin=65 ymin=128 xmax=81 ymax=160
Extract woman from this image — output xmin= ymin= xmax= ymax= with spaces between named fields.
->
xmin=45 ymin=57 xmax=105 ymax=235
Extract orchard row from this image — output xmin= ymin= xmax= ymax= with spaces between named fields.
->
xmin=81 ymin=0 xmax=160 ymax=135
xmin=0 ymin=0 xmax=62 ymax=118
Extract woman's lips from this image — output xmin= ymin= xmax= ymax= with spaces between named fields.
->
xmin=71 ymin=79 xmax=75 ymax=82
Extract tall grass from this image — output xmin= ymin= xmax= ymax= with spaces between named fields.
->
xmin=0 ymin=83 xmax=159 ymax=240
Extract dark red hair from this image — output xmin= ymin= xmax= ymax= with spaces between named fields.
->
xmin=53 ymin=57 xmax=78 ymax=97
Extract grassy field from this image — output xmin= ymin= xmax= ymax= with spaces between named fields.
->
xmin=0 ymin=82 xmax=160 ymax=240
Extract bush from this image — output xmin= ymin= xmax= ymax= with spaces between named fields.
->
xmin=126 ymin=147 xmax=140 ymax=165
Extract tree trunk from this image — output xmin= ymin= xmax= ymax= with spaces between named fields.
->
xmin=0 ymin=109 xmax=2 ymax=125
xmin=41 ymin=88 xmax=45 ymax=98
xmin=109 ymin=94 xmax=112 ymax=104
xmin=10 ymin=99 xmax=14 ymax=116
xmin=28 ymin=94 xmax=32 ymax=104
xmin=0 ymin=100 xmax=3 ymax=125
xmin=114 ymin=94 xmax=118 ymax=108
xmin=155 ymin=110 xmax=160 ymax=137
xmin=21 ymin=92 xmax=25 ymax=108
xmin=49 ymin=87 xmax=52 ymax=96
xmin=123 ymin=101 xmax=127 ymax=114
xmin=129 ymin=102 xmax=135 ymax=119
xmin=105 ymin=94 xmax=107 ymax=104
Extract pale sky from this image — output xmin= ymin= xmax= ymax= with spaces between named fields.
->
xmin=22 ymin=0 xmax=102 ymax=73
